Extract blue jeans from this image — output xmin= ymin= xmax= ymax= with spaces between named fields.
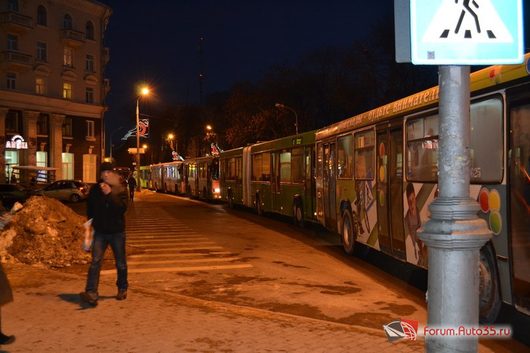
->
xmin=85 ymin=231 xmax=128 ymax=296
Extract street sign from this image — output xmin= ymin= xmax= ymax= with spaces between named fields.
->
xmin=127 ymin=148 xmax=145 ymax=154
xmin=397 ymin=0 xmax=524 ymax=65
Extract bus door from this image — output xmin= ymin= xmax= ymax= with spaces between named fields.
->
xmin=323 ymin=142 xmax=337 ymax=230
xmin=272 ymin=151 xmax=281 ymax=213
xmin=509 ymin=100 xmax=530 ymax=315
xmin=376 ymin=125 xmax=406 ymax=259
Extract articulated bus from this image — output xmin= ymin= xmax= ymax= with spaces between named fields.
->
xmin=314 ymin=54 xmax=530 ymax=323
xmin=184 ymin=156 xmax=221 ymax=200
xmin=219 ymin=131 xmax=316 ymax=225
xmin=150 ymin=161 xmax=185 ymax=194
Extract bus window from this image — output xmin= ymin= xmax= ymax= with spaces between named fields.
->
xmin=354 ymin=130 xmax=375 ymax=180
xmin=337 ymin=134 xmax=353 ymax=179
xmin=252 ymin=153 xmax=271 ymax=181
xmin=280 ymin=150 xmax=291 ymax=182
xmin=252 ymin=154 xmax=262 ymax=181
xmin=470 ymin=98 xmax=503 ymax=183
xmin=406 ymin=115 xmax=439 ymax=181
xmin=236 ymin=157 xmax=242 ymax=181
xmin=291 ymin=148 xmax=304 ymax=183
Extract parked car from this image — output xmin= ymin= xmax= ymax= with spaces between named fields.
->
xmin=0 ymin=183 xmax=32 ymax=209
xmin=35 ymin=180 xmax=90 ymax=203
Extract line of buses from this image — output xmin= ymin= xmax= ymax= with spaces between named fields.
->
xmin=139 ymin=55 xmax=530 ymax=325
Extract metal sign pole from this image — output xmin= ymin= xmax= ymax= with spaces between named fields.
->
xmin=419 ymin=65 xmax=492 ymax=352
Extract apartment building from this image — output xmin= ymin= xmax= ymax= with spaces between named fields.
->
xmin=0 ymin=0 xmax=111 ymax=183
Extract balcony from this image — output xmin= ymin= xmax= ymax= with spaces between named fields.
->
xmin=61 ymin=29 xmax=85 ymax=47
xmin=1 ymin=50 xmax=32 ymax=71
xmin=0 ymin=11 xmax=33 ymax=33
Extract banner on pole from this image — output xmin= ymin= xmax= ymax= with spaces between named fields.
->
xmin=121 ymin=119 xmax=149 ymax=140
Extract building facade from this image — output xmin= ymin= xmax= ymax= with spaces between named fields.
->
xmin=0 ymin=0 xmax=111 ymax=183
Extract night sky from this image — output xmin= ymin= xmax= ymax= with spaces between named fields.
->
xmin=98 ymin=0 xmax=529 ymax=145
xmin=98 ymin=0 xmax=394 ymax=136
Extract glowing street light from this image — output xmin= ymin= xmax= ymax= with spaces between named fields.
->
xmin=275 ymin=103 xmax=299 ymax=135
xmin=135 ymin=85 xmax=150 ymax=191
xmin=167 ymin=133 xmax=175 ymax=151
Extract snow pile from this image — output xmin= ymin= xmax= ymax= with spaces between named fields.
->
xmin=0 ymin=196 xmax=90 ymax=267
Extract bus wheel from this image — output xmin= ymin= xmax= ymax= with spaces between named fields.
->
xmin=479 ymin=244 xmax=501 ymax=323
xmin=293 ymin=202 xmax=304 ymax=227
xmin=341 ymin=210 xmax=355 ymax=255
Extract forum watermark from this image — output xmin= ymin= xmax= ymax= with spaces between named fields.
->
xmin=383 ymin=319 xmax=512 ymax=343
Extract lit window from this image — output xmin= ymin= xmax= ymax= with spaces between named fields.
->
xmin=63 ymin=14 xmax=72 ymax=29
xmin=85 ymin=54 xmax=94 ymax=72
xmin=7 ymin=34 xmax=17 ymax=51
xmin=36 ymin=42 xmax=47 ymax=61
xmin=85 ymin=87 xmax=94 ymax=103
xmin=63 ymin=47 xmax=73 ymax=67
xmin=85 ymin=21 xmax=94 ymax=40
xmin=6 ymin=73 xmax=16 ymax=90
xmin=37 ymin=6 xmax=47 ymax=26
xmin=36 ymin=78 xmax=46 ymax=95
xmin=63 ymin=82 xmax=72 ymax=99
xmin=86 ymin=120 xmax=95 ymax=138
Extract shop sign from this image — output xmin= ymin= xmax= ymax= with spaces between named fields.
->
xmin=6 ymin=135 xmax=28 ymax=149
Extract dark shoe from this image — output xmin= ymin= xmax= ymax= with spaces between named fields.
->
xmin=116 ymin=289 xmax=127 ymax=300
xmin=79 ymin=291 xmax=98 ymax=306
xmin=0 ymin=332 xmax=15 ymax=345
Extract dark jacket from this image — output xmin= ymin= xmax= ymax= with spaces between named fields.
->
xmin=127 ymin=176 xmax=137 ymax=189
xmin=0 ymin=263 xmax=13 ymax=306
xmin=87 ymin=182 xmax=128 ymax=234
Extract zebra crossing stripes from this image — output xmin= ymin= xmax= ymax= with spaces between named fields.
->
xmin=100 ymin=208 xmax=252 ymax=275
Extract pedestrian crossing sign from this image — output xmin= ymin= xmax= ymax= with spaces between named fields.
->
xmin=408 ymin=0 xmax=523 ymax=65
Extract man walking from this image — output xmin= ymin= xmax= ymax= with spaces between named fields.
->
xmin=80 ymin=162 xmax=129 ymax=306
xmin=127 ymin=173 xmax=137 ymax=201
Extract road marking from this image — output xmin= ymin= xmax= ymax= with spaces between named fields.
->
xmin=101 ymin=263 xmax=253 ymax=275
xmin=128 ymin=242 xmax=217 ymax=248
xmin=122 ymin=203 xmax=252 ymax=274
xmin=144 ymin=246 xmax=224 ymax=252
xmin=129 ymin=251 xmax=233 ymax=258
xmin=127 ymin=238 xmax=211 ymax=244
xmin=128 ymin=257 xmax=242 ymax=265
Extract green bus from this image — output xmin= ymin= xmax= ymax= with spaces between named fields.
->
xmin=219 ymin=147 xmax=246 ymax=208
xmin=220 ymin=131 xmax=316 ymax=225
xmin=315 ymin=54 xmax=530 ymax=323
xmin=184 ymin=156 xmax=221 ymax=200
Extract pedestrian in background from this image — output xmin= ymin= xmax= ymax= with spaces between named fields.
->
xmin=0 ymin=263 xmax=15 ymax=345
xmin=127 ymin=174 xmax=137 ymax=202
xmin=80 ymin=162 xmax=129 ymax=306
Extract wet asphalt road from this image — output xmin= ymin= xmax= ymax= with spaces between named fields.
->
xmin=66 ymin=191 xmax=528 ymax=352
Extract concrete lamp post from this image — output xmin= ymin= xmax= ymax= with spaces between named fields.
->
xmin=135 ymin=86 xmax=150 ymax=191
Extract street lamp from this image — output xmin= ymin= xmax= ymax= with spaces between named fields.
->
xmin=136 ymin=86 xmax=150 ymax=191
xmin=275 ymin=103 xmax=299 ymax=135
xmin=167 ymin=133 xmax=175 ymax=151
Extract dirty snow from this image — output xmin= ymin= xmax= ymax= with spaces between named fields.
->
xmin=0 ymin=196 xmax=90 ymax=267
